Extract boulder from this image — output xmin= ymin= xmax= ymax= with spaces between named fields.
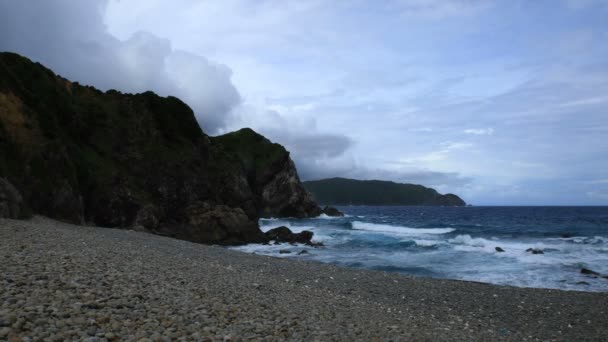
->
xmin=297 ymin=250 xmax=309 ymax=255
xmin=0 ymin=178 xmax=26 ymax=219
xmin=264 ymin=226 xmax=314 ymax=244
xmin=322 ymin=206 xmax=344 ymax=217
xmin=279 ymin=249 xmax=291 ymax=254
xmin=526 ymin=248 xmax=544 ymax=254
xmin=495 ymin=247 xmax=505 ymax=252
xmin=133 ymin=204 xmax=161 ymax=231
xmin=177 ymin=202 xmax=267 ymax=245
xmin=581 ymin=268 xmax=600 ymax=276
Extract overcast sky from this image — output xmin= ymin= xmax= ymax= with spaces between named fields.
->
xmin=1 ymin=0 xmax=607 ymax=205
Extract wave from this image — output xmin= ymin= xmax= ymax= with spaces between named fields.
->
xmin=553 ymin=236 xmax=607 ymax=245
xmin=448 ymin=234 xmax=490 ymax=247
xmin=351 ymin=221 xmax=455 ymax=235
xmin=317 ymin=213 xmax=341 ymax=219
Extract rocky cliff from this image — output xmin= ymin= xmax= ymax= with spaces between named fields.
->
xmin=303 ymin=177 xmax=466 ymax=206
xmin=0 ymin=52 xmax=322 ymax=244
xmin=212 ymin=129 xmax=321 ymax=218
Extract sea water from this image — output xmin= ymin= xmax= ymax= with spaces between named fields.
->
xmin=232 ymin=206 xmax=608 ymax=292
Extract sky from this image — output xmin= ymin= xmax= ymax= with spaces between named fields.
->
xmin=1 ymin=0 xmax=607 ymax=205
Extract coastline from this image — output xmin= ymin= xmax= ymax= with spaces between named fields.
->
xmin=1 ymin=217 xmax=607 ymax=341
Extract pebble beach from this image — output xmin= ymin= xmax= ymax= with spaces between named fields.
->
xmin=1 ymin=217 xmax=607 ymax=341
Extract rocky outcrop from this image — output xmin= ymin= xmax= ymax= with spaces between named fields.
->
xmin=212 ymin=128 xmax=322 ymax=218
xmin=322 ymin=206 xmax=344 ymax=217
xmin=581 ymin=268 xmax=600 ymax=276
xmin=265 ymin=226 xmax=314 ymax=244
xmin=428 ymin=193 xmax=466 ymax=206
xmin=177 ymin=201 xmax=266 ymax=245
xmin=526 ymin=248 xmax=544 ymax=255
xmin=0 ymin=177 xmax=26 ymax=219
xmin=0 ymin=52 xmax=323 ymax=244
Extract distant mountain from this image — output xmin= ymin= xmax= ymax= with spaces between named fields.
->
xmin=302 ymin=178 xmax=466 ymax=206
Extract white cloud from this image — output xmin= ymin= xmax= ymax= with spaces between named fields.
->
xmin=464 ymin=128 xmax=494 ymax=135
xmin=587 ymin=191 xmax=608 ymax=200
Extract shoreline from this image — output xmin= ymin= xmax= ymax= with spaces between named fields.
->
xmin=2 ymin=217 xmax=607 ymax=341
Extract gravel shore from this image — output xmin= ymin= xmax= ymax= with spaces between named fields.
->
xmin=1 ymin=217 xmax=607 ymax=341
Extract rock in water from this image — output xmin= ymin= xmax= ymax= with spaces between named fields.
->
xmin=279 ymin=249 xmax=291 ymax=254
xmin=581 ymin=268 xmax=601 ymax=276
xmin=264 ymin=226 xmax=314 ymax=244
xmin=495 ymin=247 xmax=505 ymax=252
xmin=322 ymin=206 xmax=344 ymax=217
xmin=526 ymin=248 xmax=544 ymax=254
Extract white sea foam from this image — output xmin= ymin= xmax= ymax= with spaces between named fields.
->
xmin=351 ymin=221 xmax=455 ymax=235
xmin=552 ymin=236 xmax=607 ymax=245
xmin=448 ymin=234 xmax=490 ymax=247
xmin=318 ymin=213 xmax=339 ymax=219
xmin=412 ymin=239 xmax=441 ymax=247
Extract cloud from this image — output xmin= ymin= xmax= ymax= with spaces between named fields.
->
xmin=0 ymin=0 xmax=240 ymax=134
xmin=587 ymin=191 xmax=608 ymax=200
xmin=464 ymin=128 xmax=494 ymax=135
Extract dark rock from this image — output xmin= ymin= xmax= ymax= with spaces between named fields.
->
xmin=264 ymin=226 xmax=314 ymax=244
xmin=306 ymin=241 xmax=325 ymax=248
xmin=297 ymin=250 xmax=309 ymax=255
xmin=279 ymin=249 xmax=291 ymax=254
xmin=212 ymin=128 xmax=323 ymax=219
xmin=177 ymin=201 xmax=266 ymax=245
xmin=133 ymin=204 xmax=161 ymax=231
xmin=526 ymin=248 xmax=544 ymax=254
xmin=0 ymin=178 xmax=26 ymax=219
xmin=576 ymin=281 xmax=590 ymax=286
xmin=581 ymin=268 xmax=601 ymax=276
xmin=322 ymin=206 xmax=344 ymax=217
xmin=495 ymin=247 xmax=505 ymax=252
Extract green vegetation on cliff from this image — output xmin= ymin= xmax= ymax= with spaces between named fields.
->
xmin=212 ymin=128 xmax=286 ymax=185
xmin=302 ymin=178 xmax=466 ymax=206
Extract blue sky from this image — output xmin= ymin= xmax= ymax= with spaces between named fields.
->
xmin=1 ymin=0 xmax=607 ymax=204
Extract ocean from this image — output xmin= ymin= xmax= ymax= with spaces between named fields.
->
xmin=232 ymin=206 xmax=608 ymax=292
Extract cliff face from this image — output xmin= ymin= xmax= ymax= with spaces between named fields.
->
xmin=303 ymin=177 xmax=466 ymax=206
xmin=212 ymin=129 xmax=321 ymax=218
xmin=0 ymin=52 xmax=321 ymax=244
